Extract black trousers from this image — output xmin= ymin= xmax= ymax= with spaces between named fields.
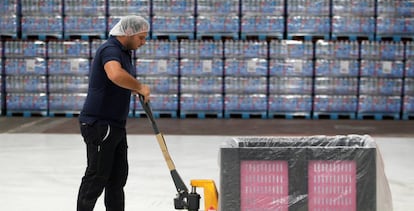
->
xmin=77 ymin=122 xmax=128 ymax=211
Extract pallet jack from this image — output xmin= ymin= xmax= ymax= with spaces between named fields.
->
xmin=139 ymin=95 xmax=218 ymax=211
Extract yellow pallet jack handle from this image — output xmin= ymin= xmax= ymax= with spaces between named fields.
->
xmin=190 ymin=179 xmax=219 ymax=211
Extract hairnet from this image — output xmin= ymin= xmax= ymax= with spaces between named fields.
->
xmin=109 ymin=15 xmax=150 ymax=36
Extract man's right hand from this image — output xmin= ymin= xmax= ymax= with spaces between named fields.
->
xmin=134 ymin=84 xmax=150 ymax=103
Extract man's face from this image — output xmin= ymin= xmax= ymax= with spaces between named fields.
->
xmin=126 ymin=32 xmax=148 ymax=50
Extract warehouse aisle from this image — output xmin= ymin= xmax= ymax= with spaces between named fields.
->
xmin=0 ymin=134 xmax=412 ymax=211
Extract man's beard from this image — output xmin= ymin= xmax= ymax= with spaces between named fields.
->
xmin=125 ymin=38 xmax=136 ymax=50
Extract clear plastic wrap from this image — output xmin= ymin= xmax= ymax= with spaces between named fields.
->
xmin=219 ymin=135 xmax=392 ymax=211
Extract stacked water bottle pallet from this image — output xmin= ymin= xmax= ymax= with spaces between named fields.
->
xmin=21 ymin=0 xmax=63 ymax=40
xmin=376 ymin=0 xmax=414 ymax=41
xmin=240 ymin=0 xmax=284 ymax=40
xmin=48 ymin=40 xmax=90 ymax=117
xmin=224 ymin=40 xmax=268 ymax=119
xmin=268 ymin=40 xmax=313 ymax=119
xmin=196 ymin=0 xmax=239 ymax=40
xmin=403 ymin=41 xmax=414 ymax=119
xmin=135 ymin=40 xmax=180 ymax=118
xmin=180 ymin=40 xmax=224 ymax=118
xmin=313 ymin=40 xmax=359 ymax=119
xmin=287 ymin=0 xmax=330 ymax=40
xmin=358 ymin=41 xmax=404 ymax=120
xmin=332 ymin=0 xmax=376 ymax=41
xmin=64 ymin=0 xmax=107 ymax=40
xmin=0 ymin=0 xmax=19 ymax=39
xmin=4 ymin=41 xmax=48 ymax=117
xmin=152 ymin=0 xmax=195 ymax=40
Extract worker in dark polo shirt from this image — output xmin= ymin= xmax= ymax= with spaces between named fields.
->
xmin=77 ymin=15 xmax=150 ymax=211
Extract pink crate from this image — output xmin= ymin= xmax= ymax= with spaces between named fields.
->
xmin=308 ymin=160 xmax=357 ymax=211
xmin=240 ymin=160 xmax=289 ymax=211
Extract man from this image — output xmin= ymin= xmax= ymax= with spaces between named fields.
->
xmin=77 ymin=15 xmax=150 ymax=211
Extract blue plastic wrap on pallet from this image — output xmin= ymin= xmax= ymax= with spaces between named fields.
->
xmin=180 ymin=40 xmax=223 ymax=58
xmin=49 ymin=93 xmax=86 ymax=112
xmin=48 ymin=41 xmax=90 ymax=58
xmin=225 ymin=77 xmax=267 ymax=94
xmin=287 ymin=0 xmax=330 ymax=16
xmin=403 ymin=96 xmax=414 ymax=114
xmin=361 ymin=41 xmax=405 ymax=60
xmin=48 ymin=76 xmax=89 ymax=93
xmin=314 ymin=77 xmax=359 ymax=95
xmin=241 ymin=16 xmax=284 ymax=34
xmin=358 ymin=95 xmax=401 ymax=113
xmin=5 ymin=76 xmax=47 ymax=93
xmin=197 ymin=0 xmax=239 ymax=14
xmin=378 ymin=0 xmax=414 ymax=17
xmin=382 ymin=42 xmax=406 ymax=60
xmin=152 ymin=15 xmax=195 ymax=35
xmin=405 ymin=78 xmax=414 ymax=95
xmin=332 ymin=16 xmax=375 ymax=36
xmin=6 ymin=93 xmax=48 ymax=111
xmin=21 ymin=0 xmax=62 ymax=15
xmin=197 ymin=15 xmax=239 ymax=34
xmin=359 ymin=78 xmax=403 ymax=96
xmin=48 ymin=58 xmax=90 ymax=75
xmin=64 ymin=0 xmax=106 ymax=15
xmin=64 ymin=16 xmax=106 ymax=37
xmin=360 ymin=60 xmax=404 ymax=78
xmin=225 ymin=94 xmax=267 ymax=111
xmin=135 ymin=40 xmax=179 ymax=59
xmin=153 ymin=0 xmax=195 ymax=15
xmin=315 ymin=59 xmax=359 ymax=77
xmin=225 ymin=40 xmax=268 ymax=59
xmin=406 ymin=60 xmax=414 ymax=77
xmin=242 ymin=0 xmax=284 ymax=15
xmin=4 ymin=41 xmax=46 ymax=58
xmin=377 ymin=17 xmax=414 ymax=39
xmin=108 ymin=0 xmax=150 ymax=15
xmin=269 ymin=40 xmax=313 ymax=59
xmin=0 ymin=16 xmax=18 ymax=37
xmin=180 ymin=94 xmax=223 ymax=111
xmin=314 ymin=95 xmax=358 ymax=112
xmin=1 ymin=0 xmax=18 ymax=14
xmin=180 ymin=59 xmax=223 ymax=76
xmin=268 ymin=95 xmax=312 ymax=112
xmin=315 ymin=40 xmax=359 ymax=60
xmin=224 ymin=59 xmax=268 ymax=76
xmin=136 ymin=76 xmax=178 ymax=94
xmin=287 ymin=16 xmax=330 ymax=35
xmin=269 ymin=77 xmax=313 ymax=95
xmin=181 ymin=76 xmax=223 ymax=93
xmin=135 ymin=94 xmax=178 ymax=111
xmin=269 ymin=59 xmax=313 ymax=77
xmin=332 ymin=0 xmax=376 ymax=16
xmin=406 ymin=42 xmax=414 ymax=60
xmin=136 ymin=59 xmax=179 ymax=76
xmin=4 ymin=58 xmax=47 ymax=75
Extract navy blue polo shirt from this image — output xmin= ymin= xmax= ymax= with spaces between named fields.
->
xmin=79 ymin=36 xmax=134 ymax=128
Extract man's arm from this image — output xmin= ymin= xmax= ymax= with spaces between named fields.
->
xmin=104 ymin=60 xmax=150 ymax=101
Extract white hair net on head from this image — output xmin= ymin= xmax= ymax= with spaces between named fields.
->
xmin=109 ymin=15 xmax=150 ymax=36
